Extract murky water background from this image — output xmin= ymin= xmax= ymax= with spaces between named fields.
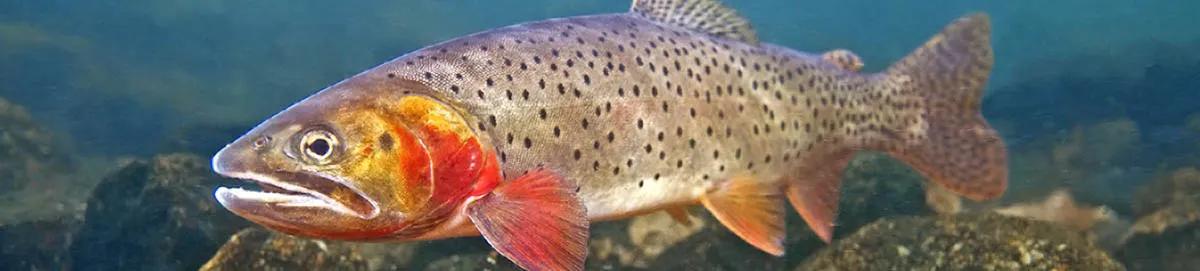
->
xmin=1 ymin=0 xmax=1198 ymax=270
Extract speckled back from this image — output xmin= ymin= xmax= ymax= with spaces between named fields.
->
xmin=367 ymin=13 xmax=921 ymax=218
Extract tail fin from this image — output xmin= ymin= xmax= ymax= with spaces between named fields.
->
xmin=882 ymin=13 xmax=1007 ymax=201
xmin=786 ymin=13 xmax=1005 ymax=244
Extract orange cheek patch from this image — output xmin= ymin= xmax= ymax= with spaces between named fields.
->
xmin=395 ymin=96 xmax=473 ymax=142
xmin=390 ymin=95 xmax=501 ymax=204
xmin=377 ymin=121 xmax=432 ymax=213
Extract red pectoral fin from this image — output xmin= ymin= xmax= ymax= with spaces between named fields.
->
xmin=700 ymin=175 xmax=787 ymax=256
xmin=465 ymin=169 xmax=589 ymax=271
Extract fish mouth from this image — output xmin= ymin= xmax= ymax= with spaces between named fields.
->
xmin=214 ymin=170 xmax=379 ymax=220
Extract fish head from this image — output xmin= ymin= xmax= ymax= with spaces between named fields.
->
xmin=212 ymin=78 xmax=497 ymax=240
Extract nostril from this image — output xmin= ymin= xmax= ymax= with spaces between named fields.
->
xmin=252 ymin=136 xmax=273 ymax=150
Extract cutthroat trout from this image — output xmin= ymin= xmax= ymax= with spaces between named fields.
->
xmin=211 ymin=0 xmax=1007 ymax=269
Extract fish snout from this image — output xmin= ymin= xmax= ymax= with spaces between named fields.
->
xmin=211 ymin=134 xmax=271 ymax=177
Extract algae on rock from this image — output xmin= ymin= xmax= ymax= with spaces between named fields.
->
xmin=201 ymin=228 xmax=370 ymax=271
xmin=799 ymin=213 xmax=1124 ymax=270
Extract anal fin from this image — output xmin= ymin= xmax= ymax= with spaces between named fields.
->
xmin=466 ymin=169 xmax=589 ymax=271
xmin=700 ymin=175 xmax=786 ymax=256
xmin=786 ymin=150 xmax=853 ymax=243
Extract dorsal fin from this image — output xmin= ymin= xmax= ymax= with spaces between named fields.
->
xmin=630 ymin=0 xmax=758 ymax=44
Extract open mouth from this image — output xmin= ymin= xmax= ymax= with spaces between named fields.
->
xmin=214 ymin=170 xmax=378 ymax=219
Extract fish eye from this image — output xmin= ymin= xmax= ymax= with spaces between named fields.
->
xmin=299 ymin=129 xmax=338 ymax=164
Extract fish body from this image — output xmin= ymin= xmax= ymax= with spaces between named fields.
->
xmin=211 ymin=1 xmax=1007 ymax=270
xmin=407 ymin=14 xmax=859 ymax=221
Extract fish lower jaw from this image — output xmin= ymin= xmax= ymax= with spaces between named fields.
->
xmin=214 ymin=184 xmax=366 ymax=219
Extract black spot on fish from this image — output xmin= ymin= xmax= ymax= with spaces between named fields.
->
xmin=378 ymin=133 xmax=394 ymax=150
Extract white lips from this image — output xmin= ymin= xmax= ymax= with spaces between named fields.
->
xmin=213 ymin=171 xmax=369 ymax=219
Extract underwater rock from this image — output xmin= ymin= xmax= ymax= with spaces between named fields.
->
xmin=992 ymin=189 xmax=1131 ymax=250
xmin=422 ymin=251 xmax=515 ymax=271
xmin=1042 ymin=119 xmax=1142 ymax=182
xmin=798 ymin=213 xmax=1124 ymax=270
xmin=68 ymin=153 xmax=251 ymax=270
xmin=0 ymin=96 xmax=87 ymax=242
xmin=1004 ymin=118 xmax=1149 ymax=213
xmin=1118 ymin=192 xmax=1200 ymax=271
xmin=201 ymin=228 xmax=419 ymax=271
xmin=0 ymin=96 xmax=72 ymax=192
xmin=401 ymin=237 xmax=501 ymax=270
xmin=645 ymin=216 xmax=789 ymax=271
xmin=1132 ymin=167 xmax=1200 ymax=217
xmin=586 ymin=211 xmax=706 ymax=268
xmin=994 ymin=189 xmax=1118 ymax=232
xmin=411 ymin=211 xmax=776 ymax=271
xmin=200 ymin=228 xmax=367 ymax=270
xmin=0 ymin=216 xmax=81 ymax=270
xmin=411 ymin=214 xmax=698 ymax=270
xmin=834 ymin=153 xmax=931 ymax=233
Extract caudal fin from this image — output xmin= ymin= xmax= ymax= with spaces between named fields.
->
xmin=882 ymin=13 xmax=1007 ymax=201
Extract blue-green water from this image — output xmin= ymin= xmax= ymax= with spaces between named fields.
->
xmin=1 ymin=1 xmax=1198 ymax=270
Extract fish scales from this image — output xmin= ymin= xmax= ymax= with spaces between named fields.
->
xmin=377 ymin=14 xmax=910 ymax=220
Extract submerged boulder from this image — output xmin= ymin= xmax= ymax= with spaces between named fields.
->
xmin=0 ymin=96 xmax=71 ymax=192
xmin=834 ymin=153 xmax=930 ymax=233
xmin=421 ymin=250 xmax=513 ymax=271
xmin=645 ymin=216 xmax=789 ymax=271
xmin=1132 ymin=167 xmax=1200 ymax=217
xmin=0 ymin=217 xmax=81 ymax=270
xmin=799 ymin=213 xmax=1124 ymax=270
xmin=1118 ymin=194 xmax=1200 ymax=271
xmin=201 ymin=228 xmax=362 ymax=271
xmin=0 ymin=96 xmax=84 ymax=226
xmin=1118 ymin=168 xmax=1200 ymax=271
xmin=201 ymin=228 xmax=419 ymax=271
xmin=68 ymin=153 xmax=251 ymax=270
xmin=409 ymin=214 xmax=697 ymax=271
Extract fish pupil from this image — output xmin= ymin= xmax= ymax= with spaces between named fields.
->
xmin=307 ymin=138 xmax=330 ymax=157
